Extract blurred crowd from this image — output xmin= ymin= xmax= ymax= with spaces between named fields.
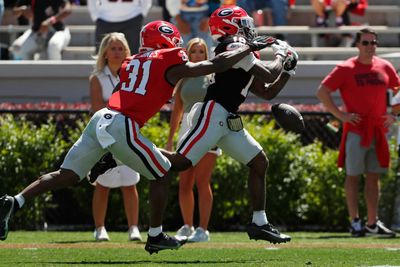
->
xmin=0 ymin=0 xmax=373 ymax=60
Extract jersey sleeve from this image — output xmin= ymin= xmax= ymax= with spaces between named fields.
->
xmin=162 ymin=47 xmax=189 ymax=66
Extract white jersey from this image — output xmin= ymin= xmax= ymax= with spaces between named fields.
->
xmin=95 ymin=65 xmax=119 ymax=101
xmin=87 ymin=0 xmax=152 ymax=22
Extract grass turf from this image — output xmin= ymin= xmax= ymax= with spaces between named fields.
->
xmin=0 ymin=231 xmax=399 ymax=266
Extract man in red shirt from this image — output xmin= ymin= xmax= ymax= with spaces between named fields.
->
xmin=0 ymin=20 xmax=270 ymax=254
xmin=317 ymin=27 xmax=400 ymax=237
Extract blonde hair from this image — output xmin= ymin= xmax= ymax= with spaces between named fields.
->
xmin=92 ymin=32 xmax=131 ymax=75
xmin=186 ymin=38 xmax=209 ymax=61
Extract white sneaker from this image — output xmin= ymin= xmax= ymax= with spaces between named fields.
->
xmin=94 ymin=226 xmax=110 ymax=241
xmin=188 ymin=227 xmax=210 ymax=242
xmin=128 ymin=225 xmax=142 ymax=241
xmin=176 ymin=224 xmax=194 ymax=238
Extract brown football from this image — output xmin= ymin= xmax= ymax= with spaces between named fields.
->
xmin=271 ymin=103 xmax=305 ymax=133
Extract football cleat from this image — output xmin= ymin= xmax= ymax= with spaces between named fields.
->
xmin=246 ymin=223 xmax=291 ymax=244
xmin=0 ymin=195 xmax=15 ymax=241
xmin=145 ymin=232 xmax=187 ymax=255
xmin=87 ymin=152 xmax=117 ymax=184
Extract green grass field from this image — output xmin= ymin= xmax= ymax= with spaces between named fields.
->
xmin=0 ymin=231 xmax=399 ymax=266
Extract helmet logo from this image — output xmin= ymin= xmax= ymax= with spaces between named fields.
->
xmin=159 ymin=25 xmax=174 ymax=34
xmin=218 ymin=8 xmax=234 ymax=17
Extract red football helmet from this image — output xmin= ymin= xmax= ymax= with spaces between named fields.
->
xmin=209 ymin=6 xmax=256 ymax=41
xmin=140 ymin=20 xmax=183 ymax=51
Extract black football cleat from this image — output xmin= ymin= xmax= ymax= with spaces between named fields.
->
xmin=87 ymin=152 xmax=117 ymax=184
xmin=0 ymin=195 xmax=15 ymax=241
xmin=246 ymin=223 xmax=291 ymax=244
xmin=145 ymin=232 xmax=187 ymax=255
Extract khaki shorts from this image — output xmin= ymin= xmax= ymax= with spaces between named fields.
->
xmin=61 ymin=108 xmax=171 ymax=180
xmin=345 ymin=132 xmax=387 ymax=176
xmin=177 ymin=101 xmax=262 ymax=166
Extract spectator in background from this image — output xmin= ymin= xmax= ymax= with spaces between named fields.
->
xmin=89 ymin=32 xmax=141 ymax=242
xmin=166 ymin=0 xmax=217 ymax=52
xmin=166 ymin=37 xmax=217 ymax=242
xmin=234 ymin=0 xmax=288 ymax=40
xmin=0 ymin=0 xmax=4 ymax=23
xmin=235 ymin=0 xmax=288 ymax=27
xmin=310 ymin=0 xmax=367 ymax=47
xmin=311 ymin=0 xmax=348 ymax=28
xmin=158 ymin=0 xmax=172 ymax=22
xmin=316 ymin=28 xmax=399 ymax=238
xmin=87 ymin=0 xmax=151 ymax=54
xmin=9 ymin=0 xmax=72 ymax=60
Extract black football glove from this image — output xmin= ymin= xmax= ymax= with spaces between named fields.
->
xmin=283 ymin=47 xmax=299 ymax=76
xmin=87 ymin=152 xmax=117 ymax=184
xmin=248 ymin=35 xmax=277 ymax=51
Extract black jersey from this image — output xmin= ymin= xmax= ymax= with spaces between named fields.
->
xmin=16 ymin=0 xmax=68 ymax=32
xmin=204 ymin=35 xmax=254 ymax=113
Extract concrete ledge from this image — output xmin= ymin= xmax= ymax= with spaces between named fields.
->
xmin=0 ymin=60 xmax=340 ymax=104
xmin=0 ymin=61 xmax=94 ymax=102
xmin=61 ymin=46 xmax=400 ymax=61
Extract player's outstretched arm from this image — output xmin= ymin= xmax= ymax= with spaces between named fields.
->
xmin=166 ymin=45 xmax=252 ymax=85
xmin=250 ymin=72 xmax=291 ymax=100
xmin=249 ymin=47 xmax=298 ymax=100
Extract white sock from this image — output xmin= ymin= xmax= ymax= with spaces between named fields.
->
xmin=148 ymin=226 xmax=162 ymax=237
xmin=252 ymin=210 xmax=268 ymax=226
xmin=14 ymin=194 xmax=25 ymax=209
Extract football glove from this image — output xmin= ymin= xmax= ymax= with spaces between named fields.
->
xmin=282 ymin=47 xmax=298 ymax=76
xmin=271 ymin=40 xmax=289 ymax=58
xmin=248 ymin=35 xmax=277 ymax=51
xmin=87 ymin=152 xmax=117 ymax=184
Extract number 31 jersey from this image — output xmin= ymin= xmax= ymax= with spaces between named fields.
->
xmin=108 ymin=47 xmax=188 ymax=128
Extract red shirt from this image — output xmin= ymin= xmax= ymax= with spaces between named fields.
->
xmin=108 ymin=47 xmax=188 ymax=127
xmin=322 ymin=56 xmax=400 ymax=167
xmin=323 ymin=56 xmax=399 ymax=119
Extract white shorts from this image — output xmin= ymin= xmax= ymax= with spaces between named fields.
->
xmin=177 ymin=101 xmax=262 ymax=166
xmin=61 ymin=108 xmax=171 ymax=180
xmin=177 ymin=112 xmax=222 ymax=156
xmin=96 ymin=164 xmax=140 ymax=188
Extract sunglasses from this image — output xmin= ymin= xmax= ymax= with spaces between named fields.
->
xmin=360 ymin=40 xmax=378 ymax=46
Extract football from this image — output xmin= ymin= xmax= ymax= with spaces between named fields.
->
xmin=271 ymin=103 xmax=305 ymax=133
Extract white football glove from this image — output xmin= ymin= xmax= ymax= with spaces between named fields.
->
xmin=271 ymin=40 xmax=289 ymax=58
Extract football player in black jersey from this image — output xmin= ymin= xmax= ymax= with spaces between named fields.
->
xmin=165 ymin=6 xmax=298 ymax=244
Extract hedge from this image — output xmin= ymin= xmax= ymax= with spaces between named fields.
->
xmin=0 ymin=113 xmax=397 ymax=231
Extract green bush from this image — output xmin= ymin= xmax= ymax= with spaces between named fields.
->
xmin=0 ymin=113 xmax=398 ymax=231
xmin=0 ymin=115 xmax=69 ymax=229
